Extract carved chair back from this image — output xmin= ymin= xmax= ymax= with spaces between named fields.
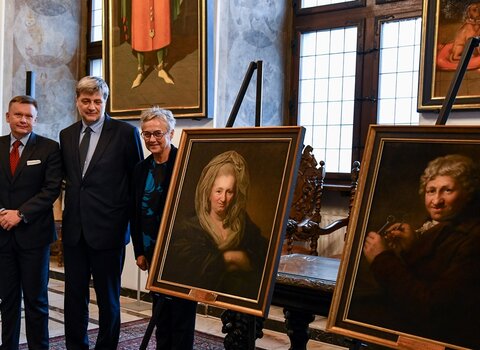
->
xmin=284 ymin=145 xmax=360 ymax=256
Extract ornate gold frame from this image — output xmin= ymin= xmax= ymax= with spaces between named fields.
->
xmin=418 ymin=0 xmax=480 ymax=111
xmin=147 ymin=127 xmax=304 ymax=317
xmin=328 ymin=125 xmax=480 ymax=350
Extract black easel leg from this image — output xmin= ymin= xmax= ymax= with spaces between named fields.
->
xmin=349 ymin=339 xmax=364 ymax=350
xmin=247 ymin=315 xmax=256 ymax=350
xmin=139 ymin=295 xmax=165 ymax=350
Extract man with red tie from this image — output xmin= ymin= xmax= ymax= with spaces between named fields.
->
xmin=0 ymin=95 xmax=62 ymax=349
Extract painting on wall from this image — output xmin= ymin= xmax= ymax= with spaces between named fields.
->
xmin=104 ymin=0 xmax=207 ymax=119
xmin=418 ymin=0 xmax=480 ymax=111
xmin=327 ymin=125 xmax=480 ymax=350
xmin=147 ymin=127 xmax=305 ymax=317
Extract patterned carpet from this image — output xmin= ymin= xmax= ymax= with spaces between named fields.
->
xmin=19 ymin=318 xmax=224 ymax=350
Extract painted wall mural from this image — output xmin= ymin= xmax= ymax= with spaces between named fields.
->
xmin=11 ymin=0 xmax=81 ymax=141
xmin=215 ymin=0 xmax=289 ymax=128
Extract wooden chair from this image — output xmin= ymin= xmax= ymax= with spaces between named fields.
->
xmin=284 ymin=145 xmax=360 ymax=256
xmin=274 ymin=156 xmax=360 ymax=348
xmin=222 ymin=148 xmax=360 ymax=349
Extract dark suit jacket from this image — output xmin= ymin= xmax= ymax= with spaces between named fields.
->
xmin=59 ymin=115 xmax=143 ymax=250
xmin=0 ymin=133 xmax=62 ymax=249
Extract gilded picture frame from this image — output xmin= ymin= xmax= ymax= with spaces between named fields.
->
xmin=418 ymin=0 xmax=480 ymax=111
xmin=147 ymin=127 xmax=305 ymax=317
xmin=103 ymin=0 xmax=207 ymax=119
xmin=327 ymin=125 xmax=480 ymax=350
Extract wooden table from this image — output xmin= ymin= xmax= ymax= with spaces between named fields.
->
xmin=221 ymin=254 xmax=349 ymax=350
xmin=272 ymin=254 xmax=341 ymax=349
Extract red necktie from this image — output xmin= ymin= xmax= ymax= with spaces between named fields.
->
xmin=10 ymin=140 xmax=22 ymax=175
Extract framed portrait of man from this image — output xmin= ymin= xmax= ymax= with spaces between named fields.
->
xmin=147 ymin=126 xmax=305 ymax=317
xmin=327 ymin=125 xmax=480 ymax=350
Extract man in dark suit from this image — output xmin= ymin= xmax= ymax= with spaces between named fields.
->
xmin=60 ymin=76 xmax=143 ymax=350
xmin=0 ymin=95 xmax=62 ymax=350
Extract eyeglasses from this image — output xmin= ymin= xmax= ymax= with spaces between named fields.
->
xmin=141 ymin=130 xmax=167 ymax=140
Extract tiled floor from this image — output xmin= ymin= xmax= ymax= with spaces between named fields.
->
xmin=3 ymin=258 xmax=347 ymax=350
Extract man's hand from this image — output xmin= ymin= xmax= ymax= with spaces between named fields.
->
xmin=384 ymin=223 xmax=416 ymax=254
xmin=363 ymin=231 xmax=388 ymax=264
xmin=0 ymin=210 xmax=22 ymax=231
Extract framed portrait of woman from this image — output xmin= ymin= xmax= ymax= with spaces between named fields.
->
xmin=147 ymin=126 xmax=305 ymax=317
xmin=327 ymin=125 xmax=480 ymax=350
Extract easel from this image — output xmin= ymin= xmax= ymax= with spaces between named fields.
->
xmin=225 ymin=60 xmax=263 ymax=128
xmin=26 ymin=71 xmax=36 ymax=97
xmin=221 ymin=60 xmax=264 ymax=350
xmin=139 ymin=295 xmax=164 ymax=350
xmin=139 ymin=60 xmax=263 ymax=350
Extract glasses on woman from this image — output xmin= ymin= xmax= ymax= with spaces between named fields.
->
xmin=141 ymin=130 xmax=167 ymax=140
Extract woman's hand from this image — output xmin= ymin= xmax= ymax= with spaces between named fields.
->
xmin=223 ymin=250 xmax=252 ymax=272
xmin=136 ymin=255 xmax=149 ymax=271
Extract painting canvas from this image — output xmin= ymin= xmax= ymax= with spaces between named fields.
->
xmin=104 ymin=0 xmax=206 ymax=118
xmin=147 ymin=127 xmax=305 ymax=317
xmin=328 ymin=126 xmax=480 ymax=350
xmin=419 ymin=0 xmax=480 ymax=110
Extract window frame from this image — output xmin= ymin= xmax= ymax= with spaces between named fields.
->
xmin=288 ymin=0 xmax=422 ymax=186
xmin=294 ymin=0 xmax=366 ymax=16
xmin=86 ymin=0 xmax=103 ymax=76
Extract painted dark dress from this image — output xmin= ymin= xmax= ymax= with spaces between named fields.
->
xmin=163 ymin=214 xmax=269 ymax=300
